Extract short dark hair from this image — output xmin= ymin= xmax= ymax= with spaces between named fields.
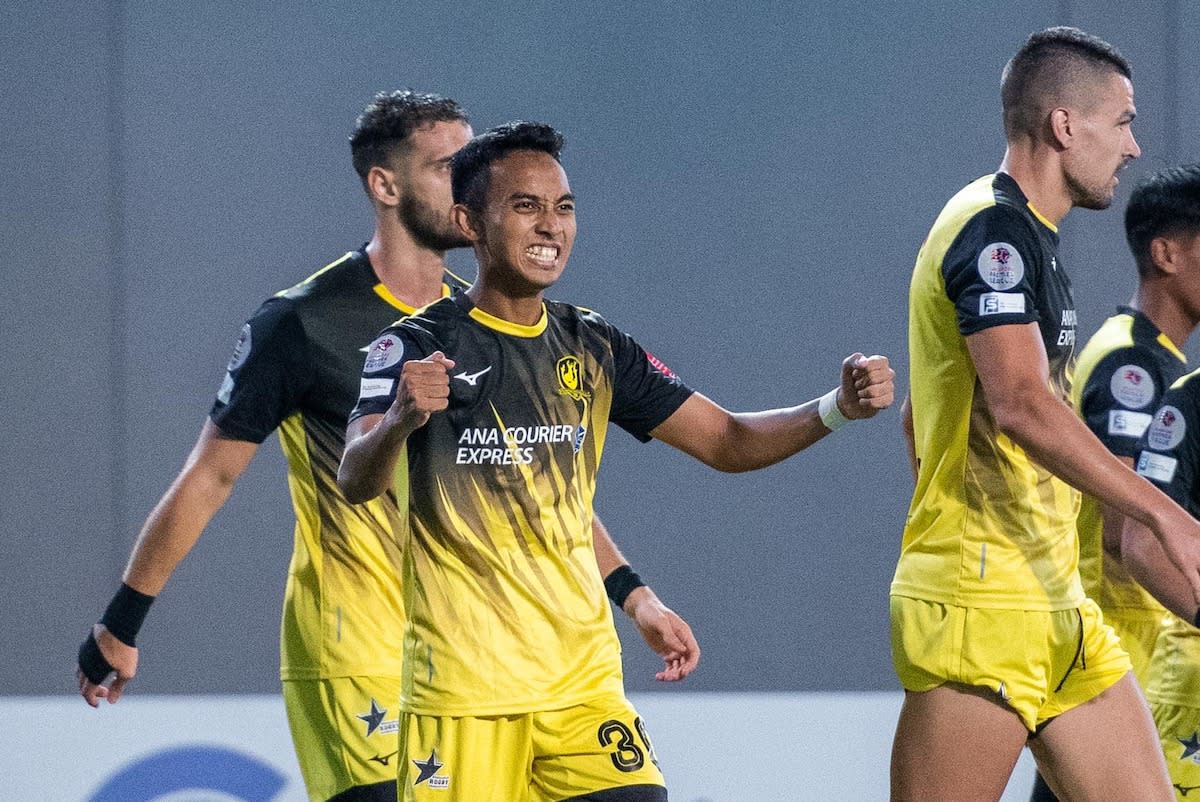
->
xmin=1126 ymin=164 xmax=1200 ymax=276
xmin=349 ymin=90 xmax=468 ymax=181
xmin=451 ymin=121 xmax=564 ymax=212
xmin=1001 ymin=27 xmax=1131 ymax=139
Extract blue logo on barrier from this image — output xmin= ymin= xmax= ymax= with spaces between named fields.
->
xmin=88 ymin=745 xmax=288 ymax=802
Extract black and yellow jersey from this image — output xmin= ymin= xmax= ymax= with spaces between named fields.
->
xmin=350 ymin=293 xmax=693 ymax=715
xmin=1135 ymin=367 xmax=1200 ymax=518
xmin=209 ymin=248 xmax=467 ymax=680
xmin=896 ymin=172 xmax=1083 ymax=610
xmin=1072 ymin=307 xmax=1186 ymax=614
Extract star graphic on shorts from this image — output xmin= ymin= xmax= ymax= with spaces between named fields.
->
xmin=412 ymin=749 xmax=444 ymax=786
xmin=1179 ymin=732 xmax=1200 ymax=760
xmin=356 ymin=698 xmax=387 ymax=736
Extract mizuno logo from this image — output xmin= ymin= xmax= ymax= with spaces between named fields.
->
xmin=453 ymin=366 xmax=492 ymax=386
xmin=370 ymin=751 xmax=398 ymax=766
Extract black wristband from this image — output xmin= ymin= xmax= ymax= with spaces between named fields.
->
xmin=77 ymin=632 xmax=115 ymax=684
xmin=99 ymin=583 xmax=155 ymax=647
xmin=604 ymin=565 xmax=647 ymax=609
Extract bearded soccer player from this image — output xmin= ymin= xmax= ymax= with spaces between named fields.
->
xmin=895 ymin=27 xmax=1200 ymax=802
xmin=338 ymin=121 xmax=893 ymax=801
xmin=75 ymin=93 xmax=698 ymax=802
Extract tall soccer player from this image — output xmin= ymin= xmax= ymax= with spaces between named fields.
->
xmin=894 ymin=27 xmax=1200 ymax=802
xmin=1028 ymin=166 xmax=1200 ymax=802
xmin=75 ymin=93 xmax=698 ymax=802
xmin=338 ymin=120 xmax=894 ymax=800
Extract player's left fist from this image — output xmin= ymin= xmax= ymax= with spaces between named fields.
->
xmin=838 ymin=353 xmax=894 ymax=420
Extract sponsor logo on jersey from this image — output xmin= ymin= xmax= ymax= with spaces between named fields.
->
xmin=364 ymin=335 xmax=404 ymax=371
xmin=227 ymin=323 xmax=252 ymax=371
xmin=1108 ymin=409 xmax=1152 ymax=438
xmin=1056 ymin=309 xmax=1077 ymax=346
xmin=556 ymin=355 xmax=591 ymax=401
xmin=1136 ymin=451 xmax=1178 ymax=484
xmin=1110 ymin=365 xmax=1155 ymax=409
xmin=1147 ymin=405 xmax=1187 ymax=451
xmin=646 ymin=351 xmax=676 ymax=379
xmin=412 ymin=749 xmax=450 ymax=788
xmin=979 ymin=292 xmax=1025 ymax=316
xmin=977 ymin=242 xmax=1025 ymax=290
xmin=453 ymin=365 xmax=492 ymax=386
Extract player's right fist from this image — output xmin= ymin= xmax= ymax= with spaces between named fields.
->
xmin=391 ymin=351 xmax=457 ymax=428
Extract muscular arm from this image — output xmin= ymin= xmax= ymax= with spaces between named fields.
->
xmin=649 ymin=354 xmax=894 ymax=472
xmin=78 ymin=419 xmax=259 ymax=706
xmin=1121 ymin=516 xmax=1199 ymax=623
xmin=966 ymin=322 xmax=1200 ymax=599
xmin=591 ymin=517 xmax=700 ymax=681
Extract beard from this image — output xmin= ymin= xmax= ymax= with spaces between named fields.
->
xmin=400 ymin=193 xmax=470 ymax=251
xmin=1065 ymin=171 xmax=1115 ymax=211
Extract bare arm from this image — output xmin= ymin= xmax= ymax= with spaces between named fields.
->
xmin=591 ymin=517 xmax=700 ymax=681
xmin=650 ymin=353 xmax=894 ymax=472
xmin=338 ymin=352 xmax=454 ymax=503
xmin=966 ymin=322 xmax=1200 ymax=600
xmin=1121 ymin=516 xmax=1199 ymax=623
xmin=78 ymin=419 xmax=259 ymax=706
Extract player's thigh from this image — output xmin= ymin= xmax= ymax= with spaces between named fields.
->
xmin=891 ymin=683 xmax=1028 ymax=802
xmin=283 ymin=676 xmax=401 ymax=802
xmin=397 ymin=711 xmax=531 ymax=802
xmin=1152 ymin=699 xmax=1200 ymax=800
xmin=1030 ymin=673 xmax=1172 ymax=802
xmin=529 ymin=696 xmax=666 ymax=802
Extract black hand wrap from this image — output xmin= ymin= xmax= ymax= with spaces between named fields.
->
xmin=99 ymin=583 xmax=155 ymax=647
xmin=77 ymin=632 xmax=115 ymax=684
xmin=604 ymin=565 xmax=647 ymax=609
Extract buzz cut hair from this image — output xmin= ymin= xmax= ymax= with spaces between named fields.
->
xmin=1000 ymin=27 xmax=1131 ymax=140
xmin=349 ymin=90 xmax=468 ymax=184
xmin=1126 ymin=164 xmax=1200 ymax=277
xmin=450 ymin=121 xmax=564 ymax=213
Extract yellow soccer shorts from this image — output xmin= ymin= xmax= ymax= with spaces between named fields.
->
xmin=1103 ymin=607 xmax=1168 ymax=685
xmin=396 ymin=695 xmax=667 ymax=802
xmin=891 ymin=595 xmax=1131 ymax=732
xmin=282 ymin=675 xmax=402 ymax=802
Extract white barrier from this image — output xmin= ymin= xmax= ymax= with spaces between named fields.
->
xmin=3 ymin=693 xmax=1035 ymax=801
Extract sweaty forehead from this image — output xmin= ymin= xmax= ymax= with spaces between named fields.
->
xmin=486 ymin=150 xmax=571 ymax=200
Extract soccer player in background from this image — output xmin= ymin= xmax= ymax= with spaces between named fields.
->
xmin=1028 ymin=166 xmax=1200 ymax=801
xmin=894 ymin=27 xmax=1200 ymax=801
xmin=337 ymin=120 xmax=894 ymax=800
xmin=75 ymin=92 xmax=698 ymax=802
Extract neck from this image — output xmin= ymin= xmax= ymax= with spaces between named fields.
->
xmin=364 ymin=217 xmax=448 ymax=308
xmin=998 ymin=141 xmax=1072 ymax=226
xmin=1131 ymin=284 xmax=1199 ymax=353
xmin=466 ymin=282 xmax=545 ymax=327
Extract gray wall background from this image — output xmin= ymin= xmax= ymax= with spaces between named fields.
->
xmin=5 ymin=1 xmax=1199 ymax=696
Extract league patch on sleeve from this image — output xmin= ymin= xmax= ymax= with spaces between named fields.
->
xmin=1136 ymin=451 xmax=1178 ymax=484
xmin=358 ymin=377 xmax=395 ymax=400
xmin=645 ymin=351 xmax=676 ymax=379
xmin=977 ymin=243 xmax=1025 ymax=290
xmin=1108 ymin=409 xmax=1152 ymax=438
xmin=979 ymin=292 xmax=1025 ymax=316
xmin=226 ymin=323 xmax=252 ymax=372
xmin=216 ymin=372 xmax=235 ymax=406
xmin=1146 ymin=405 xmax=1187 ymax=451
xmin=363 ymin=335 xmax=404 ymax=372
xmin=1109 ymin=365 xmax=1155 ymax=409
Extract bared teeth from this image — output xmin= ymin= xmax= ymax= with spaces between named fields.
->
xmin=526 ymin=245 xmax=558 ymax=260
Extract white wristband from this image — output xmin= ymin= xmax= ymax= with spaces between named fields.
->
xmin=818 ymin=388 xmax=851 ymax=432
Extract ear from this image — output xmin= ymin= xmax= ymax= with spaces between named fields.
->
xmin=366 ymin=165 xmax=400 ymax=208
xmin=1150 ymin=236 xmax=1179 ymax=276
xmin=453 ymin=203 xmax=481 ymax=242
xmin=1049 ymin=107 xmax=1073 ymax=149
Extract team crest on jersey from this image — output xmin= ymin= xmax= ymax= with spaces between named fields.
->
xmin=1110 ymin=365 xmax=1155 ymax=409
xmin=1178 ymin=732 xmax=1200 ymax=763
xmin=356 ymin=698 xmax=398 ymax=737
xmin=977 ymin=242 xmax=1025 ymax=291
xmin=364 ymin=335 xmax=404 ymax=371
xmin=227 ymin=323 xmax=252 ymax=372
xmin=1147 ymin=405 xmax=1186 ymax=451
xmin=556 ymin=355 xmax=590 ymax=401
